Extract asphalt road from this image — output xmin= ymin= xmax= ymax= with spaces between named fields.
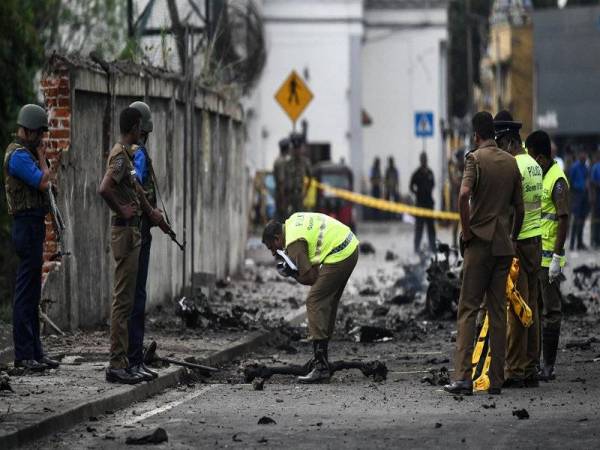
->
xmin=28 ymin=222 xmax=600 ymax=449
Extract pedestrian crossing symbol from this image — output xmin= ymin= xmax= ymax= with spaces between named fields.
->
xmin=415 ymin=111 xmax=434 ymax=137
xmin=275 ymin=70 xmax=314 ymax=123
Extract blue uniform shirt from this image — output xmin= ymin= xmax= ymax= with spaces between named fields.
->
xmin=569 ymin=160 xmax=588 ymax=192
xmin=133 ymin=146 xmax=149 ymax=185
xmin=8 ymin=149 xmax=43 ymax=189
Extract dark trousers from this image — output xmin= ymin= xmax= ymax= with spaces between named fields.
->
xmin=11 ymin=215 xmax=45 ymax=362
xmin=592 ymin=196 xmax=600 ymax=248
xmin=570 ymin=191 xmax=588 ymax=250
xmin=414 ymin=217 xmax=436 ymax=253
xmin=128 ymin=219 xmax=152 ymax=366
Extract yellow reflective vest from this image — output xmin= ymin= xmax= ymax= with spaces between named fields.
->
xmin=541 ymin=162 xmax=568 ymax=268
xmin=515 ymin=153 xmax=543 ymax=240
xmin=284 ymin=212 xmax=358 ymax=265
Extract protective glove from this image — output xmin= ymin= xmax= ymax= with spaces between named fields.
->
xmin=548 ymin=254 xmax=562 ymax=283
xmin=277 ymin=261 xmax=298 ymax=278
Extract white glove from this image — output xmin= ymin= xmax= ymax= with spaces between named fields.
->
xmin=548 ymin=254 xmax=561 ymax=282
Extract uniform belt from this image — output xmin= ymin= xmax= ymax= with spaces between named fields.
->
xmin=111 ymin=216 xmax=141 ymax=227
xmin=518 ymin=236 xmax=540 ymax=244
xmin=329 ymin=232 xmax=354 ymax=256
xmin=542 ymin=249 xmax=564 ymax=258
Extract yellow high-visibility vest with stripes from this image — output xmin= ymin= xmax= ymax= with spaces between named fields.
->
xmin=284 ymin=212 xmax=358 ymax=265
xmin=540 ymin=162 xmax=568 ymax=268
xmin=515 ymin=153 xmax=543 ymax=240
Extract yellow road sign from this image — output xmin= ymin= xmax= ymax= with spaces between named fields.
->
xmin=274 ymin=70 xmax=313 ymax=123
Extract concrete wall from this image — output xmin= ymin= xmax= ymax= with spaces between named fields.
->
xmin=41 ymin=55 xmax=247 ymax=330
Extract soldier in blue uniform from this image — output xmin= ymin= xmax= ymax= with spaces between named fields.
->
xmin=3 ymin=104 xmax=60 ymax=371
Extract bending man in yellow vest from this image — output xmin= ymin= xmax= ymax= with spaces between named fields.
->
xmin=262 ymin=213 xmax=359 ymax=383
xmin=525 ymin=130 xmax=570 ymax=381
xmin=494 ymin=111 xmax=543 ymax=388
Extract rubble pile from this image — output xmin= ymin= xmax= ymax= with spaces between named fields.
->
xmin=566 ymin=264 xmax=600 ymax=316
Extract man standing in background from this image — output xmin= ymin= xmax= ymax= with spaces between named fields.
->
xmin=410 ymin=152 xmax=436 ymax=253
xmin=590 ymin=150 xmax=600 ymax=249
xmin=285 ymin=133 xmax=312 ymax=215
xmin=568 ymin=149 xmax=589 ymax=251
xmin=274 ymin=137 xmax=290 ymax=221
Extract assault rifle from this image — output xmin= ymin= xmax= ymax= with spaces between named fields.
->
xmin=47 ymin=182 xmax=70 ymax=260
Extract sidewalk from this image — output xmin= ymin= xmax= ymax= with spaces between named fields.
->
xmin=0 ymin=260 xmax=308 ymax=449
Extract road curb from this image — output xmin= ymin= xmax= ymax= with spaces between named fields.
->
xmin=0 ymin=308 xmax=306 ymax=449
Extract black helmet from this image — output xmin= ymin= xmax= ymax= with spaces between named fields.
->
xmin=493 ymin=110 xmax=521 ymax=141
xmin=129 ymin=101 xmax=153 ymax=132
xmin=17 ymin=104 xmax=49 ymax=131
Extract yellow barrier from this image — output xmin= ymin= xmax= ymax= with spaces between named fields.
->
xmin=312 ymin=179 xmax=460 ymax=221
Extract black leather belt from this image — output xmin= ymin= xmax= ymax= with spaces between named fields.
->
xmin=518 ymin=236 xmax=541 ymax=244
xmin=111 ymin=216 xmax=141 ymax=227
xmin=329 ymin=232 xmax=354 ymax=255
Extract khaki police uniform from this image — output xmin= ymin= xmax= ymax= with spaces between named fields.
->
xmin=454 ymin=139 xmax=523 ymax=390
xmin=284 ymin=213 xmax=359 ymax=340
xmin=285 ymin=156 xmax=312 ymax=214
xmin=105 ymin=143 xmax=142 ymax=369
xmin=505 ymin=152 xmax=543 ymax=380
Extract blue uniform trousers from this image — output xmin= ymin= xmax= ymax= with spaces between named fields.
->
xmin=11 ymin=214 xmax=45 ymax=361
xmin=127 ymin=218 xmax=152 ymax=366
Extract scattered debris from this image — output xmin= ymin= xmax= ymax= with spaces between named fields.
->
xmin=573 ymin=264 xmax=600 ymax=290
xmin=565 ymin=338 xmax=597 ymax=350
xmin=244 ymin=360 xmax=388 ymax=384
xmin=125 ymin=427 xmax=169 ymax=445
xmin=349 ymin=325 xmax=394 ymax=343
xmin=372 ymin=306 xmax=390 ymax=317
xmin=258 ymin=437 xmax=269 ymax=443
xmin=359 ymin=287 xmax=380 ymax=297
xmin=275 ymin=342 xmax=298 ymax=354
xmin=258 ymin=416 xmax=276 ymax=425
xmin=512 ymin=409 xmax=529 ymax=420
xmin=453 ymin=395 xmax=464 ymax=402
xmin=232 ymin=433 xmax=243 ymax=442
xmin=253 ymin=378 xmax=265 ymax=391
xmin=421 ymin=367 xmax=450 ymax=386
xmin=0 ymin=374 xmax=13 ymax=393
xmin=385 ymin=251 xmax=398 ymax=261
xmin=359 ymin=242 xmax=376 ymax=255
xmin=563 ymin=294 xmax=588 ymax=316
xmin=482 ymin=403 xmax=496 ymax=409
xmin=570 ymin=377 xmax=586 ymax=384
xmin=435 ymin=423 xmax=443 ymax=428
xmin=143 ymin=341 xmax=218 ymax=376
xmin=425 ymin=243 xmax=461 ymax=319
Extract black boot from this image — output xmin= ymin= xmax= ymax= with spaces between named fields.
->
xmin=540 ymin=327 xmax=560 ymax=381
xmin=298 ymin=340 xmax=331 ymax=384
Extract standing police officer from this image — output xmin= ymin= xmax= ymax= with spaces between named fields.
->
xmin=262 ymin=212 xmax=359 ymax=383
xmin=285 ymin=133 xmax=312 ymax=214
xmin=128 ymin=101 xmax=160 ymax=380
xmin=4 ymin=104 xmax=60 ymax=371
xmin=444 ymin=112 xmax=524 ymax=396
xmin=525 ymin=130 xmax=570 ymax=382
xmin=494 ymin=111 xmax=543 ymax=388
xmin=99 ymin=107 xmax=169 ymax=384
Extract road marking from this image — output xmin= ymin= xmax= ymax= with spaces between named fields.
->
xmin=124 ymin=384 xmax=219 ymax=425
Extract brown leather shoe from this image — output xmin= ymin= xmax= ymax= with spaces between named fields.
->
xmin=443 ymin=380 xmax=473 ymax=395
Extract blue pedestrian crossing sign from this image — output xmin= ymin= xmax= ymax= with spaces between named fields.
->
xmin=415 ymin=112 xmax=434 ymax=137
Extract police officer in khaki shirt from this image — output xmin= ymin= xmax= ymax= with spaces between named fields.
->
xmin=99 ymin=107 xmax=169 ymax=385
xmin=444 ymin=112 xmax=524 ymax=395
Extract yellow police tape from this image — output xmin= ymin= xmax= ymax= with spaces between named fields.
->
xmin=312 ymin=179 xmax=460 ymax=221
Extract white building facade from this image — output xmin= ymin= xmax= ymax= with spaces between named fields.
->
xmin=248 ymin=0 xmax=448 ymax=206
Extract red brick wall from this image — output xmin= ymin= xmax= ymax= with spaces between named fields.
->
xmin=40 ymin=67 xmax=71 ymax=284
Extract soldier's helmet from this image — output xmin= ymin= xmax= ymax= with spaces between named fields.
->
xmin=129 ymin=101 xmax=153 ymax=132
xmin=17 ymin=104 xmax=48 ymax=131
